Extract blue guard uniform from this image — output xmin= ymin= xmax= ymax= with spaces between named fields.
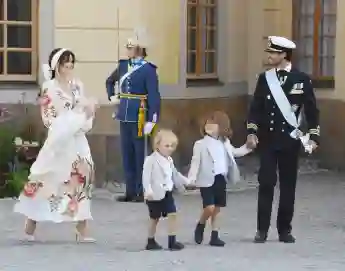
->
xmin=106 ymin=50 xmax=161 ymax=202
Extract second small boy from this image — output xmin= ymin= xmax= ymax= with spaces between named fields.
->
xmin=188 ymin=111 xmax=252 ymax=246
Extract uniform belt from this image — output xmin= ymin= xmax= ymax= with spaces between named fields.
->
xmin=119 ymin=93 xmax=147 ymax=99
xmin=118 ymin=93 xmax=148 ymax=137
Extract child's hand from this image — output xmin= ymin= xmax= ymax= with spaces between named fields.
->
xmin=185 ymin=181 xmax=197 ymax=190
xmin=246 ymin=135 xmax=258 ymax=149
xmin=185 ymin=185 xmax=197 ymax=191
xmin=144 ymin=193 xmax=154 ymax=201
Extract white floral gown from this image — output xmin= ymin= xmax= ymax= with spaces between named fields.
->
xmin=14 ymin=79 xmax=94 ymax=222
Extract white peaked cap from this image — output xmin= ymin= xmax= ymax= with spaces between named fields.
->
xmin=265 ymin=36 xmax=296 ymax=52
xmin=126 ymin=27 xmax=149 ymax=48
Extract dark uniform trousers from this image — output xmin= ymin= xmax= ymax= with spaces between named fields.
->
xmin=257 ymin=141 xmax=300 ymax=234
xmin=120 ymin=122 xmax=152 ymax=196
xmin=247 ymin=67 xmax=320 ymax=235
xmin=120 ymin=122 xmax=146 ymax=197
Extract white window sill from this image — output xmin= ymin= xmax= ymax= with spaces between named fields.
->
xmin=0 ymin=84 xmax=39 ymax=104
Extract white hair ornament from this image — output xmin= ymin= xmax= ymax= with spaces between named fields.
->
xmin=41 ymin=48 xmax=69 ymax=80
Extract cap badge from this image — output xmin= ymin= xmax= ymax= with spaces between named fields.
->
xmin=267 ymin=38 xmax=272 ymax=48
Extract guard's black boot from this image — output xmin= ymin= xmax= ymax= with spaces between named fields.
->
xmin=133 ymin=194 xmax=144 ymax=202
xmin=116 ymin=194 xmax=134 ymax=202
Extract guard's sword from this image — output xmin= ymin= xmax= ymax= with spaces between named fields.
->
xmin=111 ymin=7 xmax=121 ymax=119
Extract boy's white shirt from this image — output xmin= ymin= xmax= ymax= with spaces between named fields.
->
xmin=142 ymin=151 xmax=191 ymax=201
xmin=188 ymin=136 xmax=252 ymax=187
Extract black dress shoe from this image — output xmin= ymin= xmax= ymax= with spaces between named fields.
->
xmin=279 ymin=233 xmax=296 ymax=243
xmin=194 ymin=223 xmax=205 ymax=244
xmin=145 ymin=238 xmax=163 ymax=250
xmin=116 ymin=195 xmax=134 ymax=202
xmin=209 ymin=231 xmax=225 ymax=247
xmin=253 ymin=231 xmax=268 ymax=243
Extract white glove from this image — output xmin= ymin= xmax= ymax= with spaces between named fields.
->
xmin=300 ymin=134 xmax=313 ymax=154
xmin=110 ymin=95 xmax=120 ymax=105
xmin=144 ymin=122 xmax=155 ymax=135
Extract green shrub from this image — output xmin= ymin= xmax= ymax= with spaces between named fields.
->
xmin=0 ymin=126 xmax=16 ymax=171
xmin=3 ymin=168 xmax=29 ymax=198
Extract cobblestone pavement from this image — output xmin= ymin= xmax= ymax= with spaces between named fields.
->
xmin=1 ymin=171 xmax=345 ymax=271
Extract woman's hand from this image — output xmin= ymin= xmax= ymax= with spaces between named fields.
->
xmin=83 ymin=98 xmax=98 ymax=119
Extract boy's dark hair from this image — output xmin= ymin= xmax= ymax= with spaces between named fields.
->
xmin=199 ymin=111 xmax=232 ymax=141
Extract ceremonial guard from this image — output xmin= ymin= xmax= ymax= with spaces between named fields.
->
xmin=106 ymin=30 xmax=161 ymax=203
xmin=246 ymin=36 xmax=320 ymax=243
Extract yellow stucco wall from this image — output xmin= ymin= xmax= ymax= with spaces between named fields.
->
xmin=54 ymin=0 xmax=345 ymax=101
xmin=247 ymin=0 xmax=293 ymax=94
xmin=224 ymin=0 xmax=248 ymax=82
xmin=54 ymin=0 xmax=180 ymax=104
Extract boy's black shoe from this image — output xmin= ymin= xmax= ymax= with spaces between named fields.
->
xmin=168 ymin=235 xmax=185 ymax=251
xmin=279 ymin=233 xmax=296 ymax=243
xmin=194 ymin=223 xmax=205 ymax=244
xmin=145 ymin=238 xmax=163 ymax=250
xmin=253 ymin=231 xmax=268 ymax=243
xmin=169 ymin=241 xmax=185 ymax=251
xmin=209 ymin=230 xmax=225 ymax=247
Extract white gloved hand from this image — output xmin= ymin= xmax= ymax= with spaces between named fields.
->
xmin=110 ymin=95 xmax=120 ymax=105
xmin=304 ymin=144 xmax=313 ymax=154
xmin=300 ymin=134 xmax=314 ymax=154
xmin=144 ymin=122 xmax=155 ymax=135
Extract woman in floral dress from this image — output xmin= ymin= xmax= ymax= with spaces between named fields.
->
xmin=14 ymin=48 xmax=97 ymax=242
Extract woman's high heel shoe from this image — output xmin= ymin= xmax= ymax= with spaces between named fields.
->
xmin=75 ymin=231 xmax=96 ymax=243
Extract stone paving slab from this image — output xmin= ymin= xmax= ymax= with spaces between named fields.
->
xmin=0 ymin=171 xmax=344 ymax=271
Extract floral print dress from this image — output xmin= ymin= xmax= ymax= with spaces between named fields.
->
xmin=14 ymin=79 xmax=94 ymax=222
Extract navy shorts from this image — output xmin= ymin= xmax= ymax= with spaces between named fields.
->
xmin=146 ymin=191 xmax=177 ymax=219
xmin=200 ymin=174 xmax=227 ymax=208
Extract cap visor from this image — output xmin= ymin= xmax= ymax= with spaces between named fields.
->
xmin=265 ymin=48 xmax=283 ymax=53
